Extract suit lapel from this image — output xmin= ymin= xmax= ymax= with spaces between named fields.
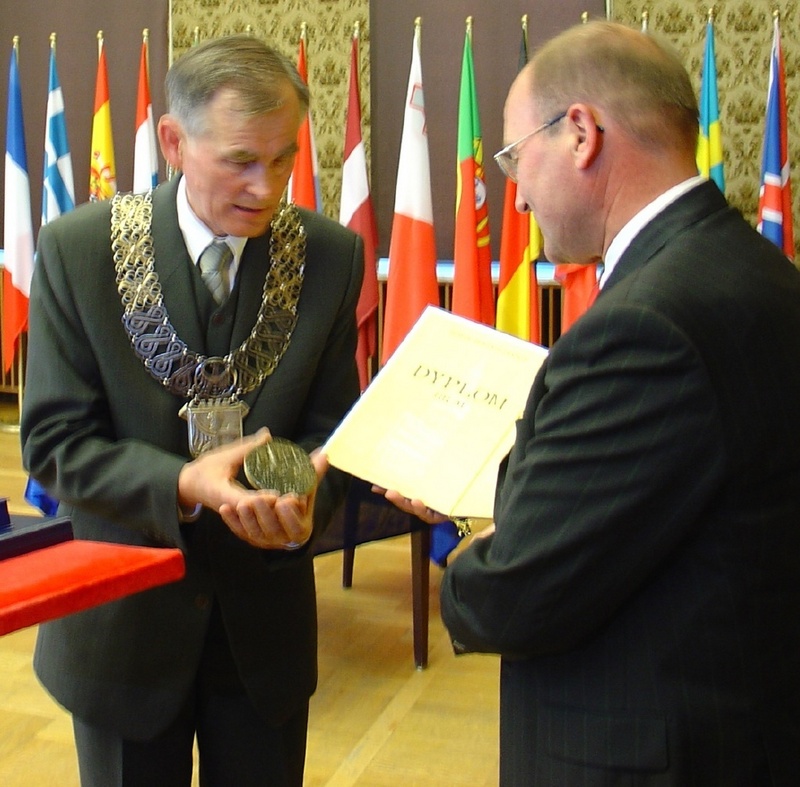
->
xmin=232 ymin=233 xmax=271 ymax=349
xmin=150 ymin=177 xmax=210 ymax=354
xmin=603 ymin=181 xmax=729 ymax=294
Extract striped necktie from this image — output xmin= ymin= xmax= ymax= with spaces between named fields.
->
xmin=199 ymin=239 xmax=233 ymax=304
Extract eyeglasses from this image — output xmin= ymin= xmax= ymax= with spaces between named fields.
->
xmin=493 ymin=111 xmax=568 ymax=182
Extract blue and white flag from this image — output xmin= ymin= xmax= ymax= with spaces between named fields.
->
xmin=25 ymin=36 xmax=73 ymax=517
xmin=42 ymin=35 xmax=75 ymax=224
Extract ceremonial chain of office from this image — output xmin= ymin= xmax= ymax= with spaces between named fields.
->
xmin=110 ymin=191 xmax=306 ymax=403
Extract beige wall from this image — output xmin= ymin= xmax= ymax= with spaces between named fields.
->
xmin=174 ymin=0 xmax=799 ymax=262
xmin=611 ymin=0 xmax=800 ymax=262
xmin=171 ymin=0 xmax=370 ymax=220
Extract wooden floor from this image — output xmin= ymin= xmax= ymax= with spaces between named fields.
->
xmin=0 ymin=402 xmax=500 ymax=786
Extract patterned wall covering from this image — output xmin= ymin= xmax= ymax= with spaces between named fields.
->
xmin=170 ymin=0 xmax=370 ymax=219
xmin=170 ymin=1 xmax=798 ymax=262
xmin=611 ymin=0 xmax=800 ymax=262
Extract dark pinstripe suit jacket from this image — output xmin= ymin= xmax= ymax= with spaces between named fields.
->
xmin=441 ymin=182 xmax=800 ymax=785
xmin=21 ymin=176 xmax=363 ymax=738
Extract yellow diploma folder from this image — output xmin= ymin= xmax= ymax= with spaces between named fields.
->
xmin=324 ymin=306 xmax=548 ymax=519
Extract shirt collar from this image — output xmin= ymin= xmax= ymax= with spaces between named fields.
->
xmin=600 ymin=175 xmax=707 ymax=288
xmin=175 ymin=176 xmax=246 ymax=270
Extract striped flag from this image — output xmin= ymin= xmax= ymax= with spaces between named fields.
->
xmin=757 ymin=13 xmax=794 ymax=260
xmin=3 ymin=37 xmax=34 ymax=372
xmin=288 ymin=24 xmax=322 ymax=211
xmin=133 ymin=28 xmax=158 ymax=193
xmin=696 ymin=11 xmax=724 ymax=193
xmin=42 ymin=33 xmax=75 ymax=223
xmin=28 ymin=34 xmax=75 ymax=516
xmin=452 ymin=17 xmax=493 ymax=326
xmin=496 ymin=16 xmax=541 ymax=344
xmin=381 ymin=20 xmax=439 ymax=365
xmin=89 ymin=31 xmax=116 ymax=201
xmin=339 ymin=25 xmax=379 ymax=391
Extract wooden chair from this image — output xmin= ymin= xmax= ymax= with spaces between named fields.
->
xmin=314 ymin=477 xmax=432 ymax=668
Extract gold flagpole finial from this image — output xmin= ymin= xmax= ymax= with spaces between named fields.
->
xmin=300 ymin=21 xmax=308 ymax=41
xmin=466 ymin=16 xmax=473 ymax=36
xmin=414 ymin=17 xmax=422 ymax=34
xmin=142 ymin=28 xmax=149 ymax=43
xmin=641 ymin=9 xmax=649 ymax=27
xmin=12 ymin=34 xmax=19 ymax=51
xmin=772 ymin=8 xmax=780 ymax=21
xmin=581 ymin=11 xmax=589 ymax=24
xmin=49 ymin=32 xmax=57 ymax=49
xmin=521 ymin=14 xmax=528 ymax=33
xmin=708 ymin=7 xmax=715 ymax=23
xmin=354 ymin=20 xmax=360 ymax=40
xmin=192 ymin=27 xmax=200 ymax=47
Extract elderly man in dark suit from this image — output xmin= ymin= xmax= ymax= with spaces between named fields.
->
xmin=387 ymin=20 xmax=800 ymax=785
xmin=21 ymin=35 xmax=363 ymax=786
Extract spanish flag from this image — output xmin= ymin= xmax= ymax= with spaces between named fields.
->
xmin=89 ymin=31 xmax=116 ymax=201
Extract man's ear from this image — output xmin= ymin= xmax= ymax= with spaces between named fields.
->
xmin=568 ymin=104 xmax=603 ymax=170
xmin=157 ymin=115 xmax=182 ymax=171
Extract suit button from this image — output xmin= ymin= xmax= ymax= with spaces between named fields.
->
xmin=211 ymin=313 xmax=226 ymax=326
xmin=194 ymin=594 xmax=211 ymax=609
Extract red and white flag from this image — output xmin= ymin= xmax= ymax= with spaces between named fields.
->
xmin=381 ymin=20 xmax=439 ymax=364
xmin=339 ymin=26 xmax=379 ymax=391
xmin=133 ymin=28 xmax=158 ymax=193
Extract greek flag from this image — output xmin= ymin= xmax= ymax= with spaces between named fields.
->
xmin=25 ymin=38 xmax=74 ymax=517
xmin=42 ymin=39 xmax=74 ymax=224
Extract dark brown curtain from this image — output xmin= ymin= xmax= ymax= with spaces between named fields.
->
xmin=369 ymin=1 xmax=606 ymax=261
xmin=0 ymin=1 xmax=169 ymax=241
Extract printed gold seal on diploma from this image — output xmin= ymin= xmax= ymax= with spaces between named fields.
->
xmin=244 ymin=438 xmax=316 ymax=496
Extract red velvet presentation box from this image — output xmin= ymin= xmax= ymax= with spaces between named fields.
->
xmin=0 ymin=539 xmax=185 ymax=635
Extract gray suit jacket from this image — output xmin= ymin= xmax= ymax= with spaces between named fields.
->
xmin=441 ymin=182 xmax=800 ymax=785
xmin=21 ymin=176 xmax=364 ymax=737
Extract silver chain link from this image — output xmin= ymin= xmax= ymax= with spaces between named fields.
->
xmin=111 ymin=191 xmax=306 ymax=401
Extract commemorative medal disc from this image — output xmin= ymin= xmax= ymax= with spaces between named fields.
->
xmin=244 ymin=438 xmax=316 ymax=496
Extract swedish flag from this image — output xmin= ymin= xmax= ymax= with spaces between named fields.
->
xmin=696 ymin=15 xmax=724 ymax=193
